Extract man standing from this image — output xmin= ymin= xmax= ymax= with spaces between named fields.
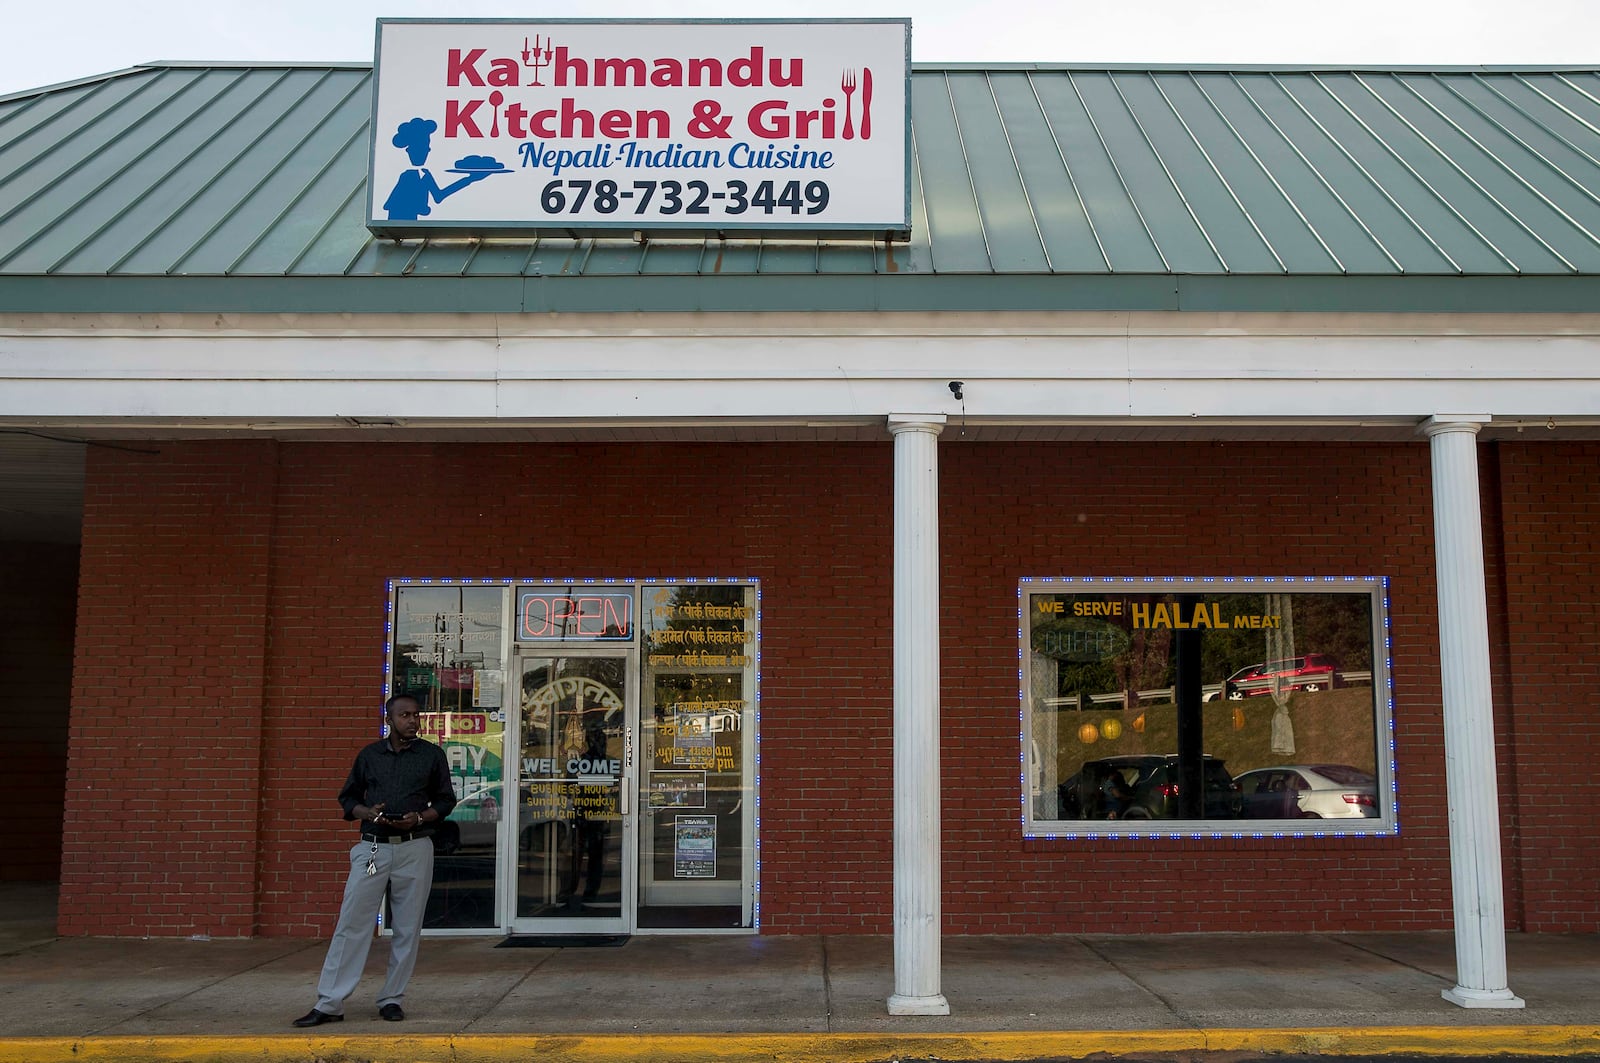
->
xmin=293 ymin=694 xmax=456 ymax=1027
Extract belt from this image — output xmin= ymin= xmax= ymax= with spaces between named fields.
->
xmin=360 ymin=831 xmax=430 ymax=844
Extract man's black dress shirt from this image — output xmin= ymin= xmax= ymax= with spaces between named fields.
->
xmin=337 ymin=737 xmax=457 ymax=837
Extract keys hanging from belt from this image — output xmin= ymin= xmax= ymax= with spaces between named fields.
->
xmin=365 ymin=839 xmax=379 ymax=877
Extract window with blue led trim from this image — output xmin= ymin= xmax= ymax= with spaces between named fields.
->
xmin=1023 ymin=579 xmax=1394 ymax=836
xmin=638 ymin=583 xmax=758 ymax=928
xmin=392 ymin=583 xmax=509 ymax=929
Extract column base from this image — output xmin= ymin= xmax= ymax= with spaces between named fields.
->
xmin=887 ymin=993 xmax=950 ymax=1016
xmin=1442 ymin=985 xmax=1526 ymax=1009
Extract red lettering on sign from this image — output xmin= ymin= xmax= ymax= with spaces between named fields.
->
xmin=420 ymin=712 xmax=488 ymax=737
xmin=520 ymin=592 xmax=632 ymax=639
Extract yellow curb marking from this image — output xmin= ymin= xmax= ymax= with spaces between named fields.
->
xmin=0 ymin=1027 xmax=1597 ymax=1063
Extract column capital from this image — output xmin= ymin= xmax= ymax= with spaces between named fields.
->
xmin=887 ymin=414 xmax=947 ymax=437
xmin=1419 ymin=414 xmax=1491 ymax=438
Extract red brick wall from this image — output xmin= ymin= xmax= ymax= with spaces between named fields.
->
xmin=2 ymin=541 xmax=78 ymax=881
xmin=1488 ymin=441 xmax=1600 ymax=932
xmin=65 ymin=442 xmax=277 ymax=936
xmin=61 ymin=438 xmax=1598 ymax=936
xmin=248 ymin=441 xmax=895 ymax=936
xmin=939 ymin=441 xmax=1453 ymax=933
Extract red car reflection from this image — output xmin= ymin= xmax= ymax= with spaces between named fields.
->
xmin=1220 ymin=654 xmax=1340 ymax=700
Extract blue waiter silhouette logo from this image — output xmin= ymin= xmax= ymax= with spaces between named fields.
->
xmin=382 ymin=117 xmax=507 ymax=221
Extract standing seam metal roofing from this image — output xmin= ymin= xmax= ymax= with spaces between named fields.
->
xmin=3 ymin=62 xmax=1600 ymax=312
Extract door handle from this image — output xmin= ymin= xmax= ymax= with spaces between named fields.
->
xmin=621 ymin=778 xmax=631 ymax=816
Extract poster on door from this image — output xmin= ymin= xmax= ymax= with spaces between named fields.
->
xmin=671 ymin=709 xmax=714 ymax=767
xmin=673 ymin=814 xmax=717 ymax=878
xmin=649 ymin=770 xmax=707 ymax=809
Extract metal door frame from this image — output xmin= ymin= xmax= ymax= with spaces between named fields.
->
xmin=505 ymin=644 xmax=638 ymax=936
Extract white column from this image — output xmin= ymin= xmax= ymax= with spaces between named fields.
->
xmin=886 ymin=414 xmax=950 ymax=1016
xmin=1421 ymin=415 xmax=1525 ymax=1009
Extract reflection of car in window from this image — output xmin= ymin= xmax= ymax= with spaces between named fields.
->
xmin=1234 ymin=765 xmax=1379 ymax=819
xmin=1057 ymin=754 xmax=1242 ymax=820
xmin=1214 ymin=654 xmax=1341 ymax=700
xmin=434 ymin=783 xmax=557 ymax=855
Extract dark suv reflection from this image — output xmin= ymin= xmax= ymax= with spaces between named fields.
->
xmin=1059 ymin=754 xmax=1243 ymax=820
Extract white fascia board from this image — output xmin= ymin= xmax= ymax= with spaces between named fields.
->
xmin=2 ymin=311 xmax=1599 ymax=424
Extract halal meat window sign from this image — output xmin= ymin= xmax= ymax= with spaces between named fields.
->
xmin=368 ymin=18 xmax=911 ymax=238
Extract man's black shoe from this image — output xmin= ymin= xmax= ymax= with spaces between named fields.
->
xmin=379 ymin=1003 xmax=405 ymax=1021
xmin=291 ymin=1009 xmax=342 ymax=1028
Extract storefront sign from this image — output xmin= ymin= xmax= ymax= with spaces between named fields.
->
xmin=517 ymin=591 xmax=633 ymax=641
xmin=420 ymin=711 xmax=489 ymax=738
xmin=368 ymin=18 xmax=911 ymax=237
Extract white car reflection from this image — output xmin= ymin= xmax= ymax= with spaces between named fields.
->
xmin=434 ymin=783 xmax=508 ymax=854
xmin=1234 ymin=765 xmax=1380 ymax=819
xmin=436 ymin=781 xmax=617 ymax=855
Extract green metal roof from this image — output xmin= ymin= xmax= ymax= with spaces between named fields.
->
xmin=4 ymin=62 xmax=1600 ymax=313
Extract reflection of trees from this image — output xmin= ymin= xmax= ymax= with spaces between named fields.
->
xmin=1199 ymin=595 xmax=1265 ymax=680
xmin=645 ymin=584 xmax=750 ymax=727
xmin=1030 ymin=599 xmax=1174 ymax=702
xmin=1032 ymin=618 xmax=1115 ymax=697
xmin=1203 ymin=593 xmax=1373 ymax=679
xmin=643 ymin=585 xmax=750 ymax=882
xmin=1292 ymin=595 xmax=1373 ymax=671
xmin=646 ymin=585 xmax=749 ymax=638
xmin=392 ymin=586 xmax=503 ymax=713
xmin=562 ymin=654 xmax=624 ymax=694
xmin=1118 ymin=627 xmax=1172 ymax=705
xmin=655 ymin=670 xmax=740 ymax=706
xmin=645 ymin=586 xmax=752 ymax=687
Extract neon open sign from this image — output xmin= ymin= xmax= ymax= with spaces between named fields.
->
xmin=517 ymin=590 xmax=634 ymax=641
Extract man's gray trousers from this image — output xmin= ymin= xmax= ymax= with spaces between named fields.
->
xmin=313 ymin=835 xmax=434 ymax=1015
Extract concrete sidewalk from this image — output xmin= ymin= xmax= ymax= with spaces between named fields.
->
xmin=2 ymin=882 xmax=1598 ymax=1062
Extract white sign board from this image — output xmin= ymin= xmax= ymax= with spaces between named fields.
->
xmin=368 ymin=19 xmax=911 ymax=238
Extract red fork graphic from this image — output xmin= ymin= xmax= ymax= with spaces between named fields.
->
xmin=841 ymin=69 xmax=856 ymax=140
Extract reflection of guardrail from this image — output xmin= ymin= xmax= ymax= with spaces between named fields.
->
xmin=1041 ymin=671 xmax=1373 ymax=710
xmin=1042 ymin=688 xmax=1217 ymax=709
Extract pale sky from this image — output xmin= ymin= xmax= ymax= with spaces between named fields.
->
xmin=2 ymin=0 xmax=1597 ymax=98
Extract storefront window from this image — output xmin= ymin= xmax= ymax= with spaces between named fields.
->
xmin=1022 ymin=578 xmax=1394 ymax=837
xmin=385 ymin=578 xmax=759 ymax=934
xmin=390 ymin=583 xmax=508 ymax=929
xmin=637 ymin=583 xmax=758 ymax=928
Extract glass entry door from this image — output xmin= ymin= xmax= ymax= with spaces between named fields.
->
xmin=637 ymin=668 xmax=747 ymax=924
xmin=511 ymin=652 xmax=634 ymax=933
